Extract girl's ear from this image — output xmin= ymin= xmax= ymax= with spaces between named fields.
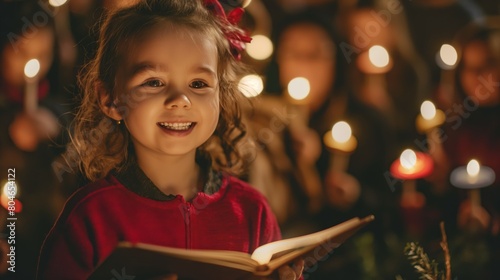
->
xmin=97 ymin=83 xmax=122 ymax=121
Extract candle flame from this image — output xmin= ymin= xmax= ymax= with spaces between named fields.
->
xmin=466 ymin=159 xmax=480 ymax=177
xmin=24 ymin=59 xmax=40 ymax=78
xmin=238 ymin=74 xmax=263 ymax=98
xmin=246 ymin=35 xmax=273 ymax=61
xmin=287 ymin=77 xmax=310 ymax=100
xmin=420 ymin=100 xmax=436 ymax=120
xmin=368 ymin=45 xmax=390 ymax=68
xmin=49 ymin=0 xmax=68 ymax=7
xmin=400 ymin=149 xmax=417 ymax=169
xmin=331 ymin=121 xmax=352 ymax=143
xmin=439 ymin=44 xmax=458 ymax=67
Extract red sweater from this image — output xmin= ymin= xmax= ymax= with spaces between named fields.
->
xmin=36 ymin=169 xmax=281 ymax=279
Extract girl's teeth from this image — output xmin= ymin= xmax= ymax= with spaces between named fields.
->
xmin=159 ymin=122 xmax=192 ymax=130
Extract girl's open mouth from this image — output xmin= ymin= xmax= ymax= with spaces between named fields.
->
xmin=157 ymin=122 xmax=196 ymax=135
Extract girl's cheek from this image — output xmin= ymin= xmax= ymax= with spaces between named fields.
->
xmin=201 ymin=94 xmax=219 ymax=131
xmin=209 ymin=98 xmax=220 ymax=124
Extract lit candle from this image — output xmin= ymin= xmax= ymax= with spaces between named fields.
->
xmin=357 ymin=45 xmax=393 ymax=112
xmin=436 ymin=44 xmax=458 ymax=106
xmin=391 ymin=149 xmax=434 ymax=180
xmin=416 ymin=100 xmax=445 ymax=133
xmin=246 ymin=34 xmax=273 ymax=61
xmin=24 ymin=59 xmax=41 ymax=115
xmin=51 ymin=0 xmax=76 ymax=82
xmin=390 ymin=149 xmax=433 ymax=208
xmin=286 ymin=76 xmax=311 ymax=123
xmin=0 ymin=181 xmax=23 ymax=213
xmin=287 ymin=77 xmax=310 ymax=104
xmin=286 ymin=77 xmax=323 ymax=212
xmin=368 ymin=45 xmax=390 ymax=69
xmin=437 ymin=44 xmax=458 ymax=70
xmin=356 ymin=45 xmax=392 ymax=74
xmin=450 ymin=159 xmax=495 ymax=209
xmin=416 ymin=100 xmax=446 ymax=154
xmin=323 ymin=121 xmax=358 ymax=172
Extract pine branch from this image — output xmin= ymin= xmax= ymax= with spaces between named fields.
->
xmin=440 ymin=222 xmax=451 ymax=280
xmin=404 ymin=242 xmax=441 ymax=280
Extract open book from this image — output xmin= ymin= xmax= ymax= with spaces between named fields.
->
xmin=89 ymin=215 xmax=374 ymax=280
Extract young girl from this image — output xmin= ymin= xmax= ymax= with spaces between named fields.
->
xmin=36 ymin=0 xmax=303 ymax=279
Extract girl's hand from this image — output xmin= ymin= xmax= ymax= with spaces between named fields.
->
xmin=276 ymin=258 xmax=305 ymax=280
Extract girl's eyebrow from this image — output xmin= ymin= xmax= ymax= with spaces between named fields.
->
xmin=129 ymin=62 xmax=216 ymax=78
xmin=130 ymin=61 xmax=166 ymax=76
xmin=193 ymin=65 xmax=217 ymax=78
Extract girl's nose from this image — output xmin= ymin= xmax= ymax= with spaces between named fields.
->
xmin=164 ymin=93 xmax=191 ymax=109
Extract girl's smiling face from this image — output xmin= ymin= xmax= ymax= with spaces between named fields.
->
xmin=111 ymin=24 xmax=220 ymax=159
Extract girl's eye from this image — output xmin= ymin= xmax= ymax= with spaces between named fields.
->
xmin=190 ymin=80 xmax=208 ymax=89
xmin=142 ymin=79 xmax=164 ymax=87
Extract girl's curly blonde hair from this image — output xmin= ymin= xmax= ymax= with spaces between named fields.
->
xmin=68 ymin=0 xmax=250 ymax=181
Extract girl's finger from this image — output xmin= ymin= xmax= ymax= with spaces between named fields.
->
xmin=293 ymin=258 xmax=305 ymax=277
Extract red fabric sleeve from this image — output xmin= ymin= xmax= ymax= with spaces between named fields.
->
xmin=37 ymin=210 xmax=94 ymax=279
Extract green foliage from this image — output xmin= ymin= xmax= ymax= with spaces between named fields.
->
xmin=404 ymin=242 xmax=445 ymax=280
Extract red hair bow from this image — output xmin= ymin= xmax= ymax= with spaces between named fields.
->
xmin=204 ymin=0 xmax=252 ymax=60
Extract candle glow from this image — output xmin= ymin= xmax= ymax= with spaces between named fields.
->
xmin=368 ymin=45 xmax=390 ymax=68
xmin=466 ymin=159 xmax=480 ymax=178
xmin=439 ymin=44 xmax=458 ymax=67
xmin=24 ymin=59 xmax=40 ymax=78
xmin=400 ymin=149 xmax=417 ymax=169
xmin=287 ymin=77 xmax=310 ymax=101
xmin=420 ymin=101 xmax=436 ymax=120
xmin=416 ymin=100 xmax=445 ymax=133
xmin=246 ymin=35 xmax=273 ymax=60
xmin=238 ymin=74 xmax=263 ymax=98
xmin=49 ymin=0 xmax=68 ymax=7
xmin=391 ymin=150 xmax=433 ymax=180
xmin=0 ymin=181 xmax=22 ymax=213
xmin=2 ymin=181 xmax=16 ymax=198
xmin=323 ymin=121 xmax=357 ymax=154
xmin=331 ymin=121 xmax=352 ymax=143
xmin=450 ymin=159 xmax=495 ymax=190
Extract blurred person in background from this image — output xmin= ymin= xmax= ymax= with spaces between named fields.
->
xmin=429 ymin=24 xmax=500 ymax=280
xmin=337 ymin=4 xmax=456 ymax=262
xmin=244 ymin=9 xmax=396 ymax=279
xmin=402 ymin=0 xmax=486 ymax=107
xmin=0 ymin=1 xmax=75 ymax=278
xmin=337 ymin=0 xmax=429 ymax=153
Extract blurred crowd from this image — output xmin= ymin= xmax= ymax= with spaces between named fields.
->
xmin=0 ymin=0 xmax=499 ymax=279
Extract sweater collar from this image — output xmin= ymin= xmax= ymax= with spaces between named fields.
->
xmin=112 ymin=160 xmax=222 ymax=201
